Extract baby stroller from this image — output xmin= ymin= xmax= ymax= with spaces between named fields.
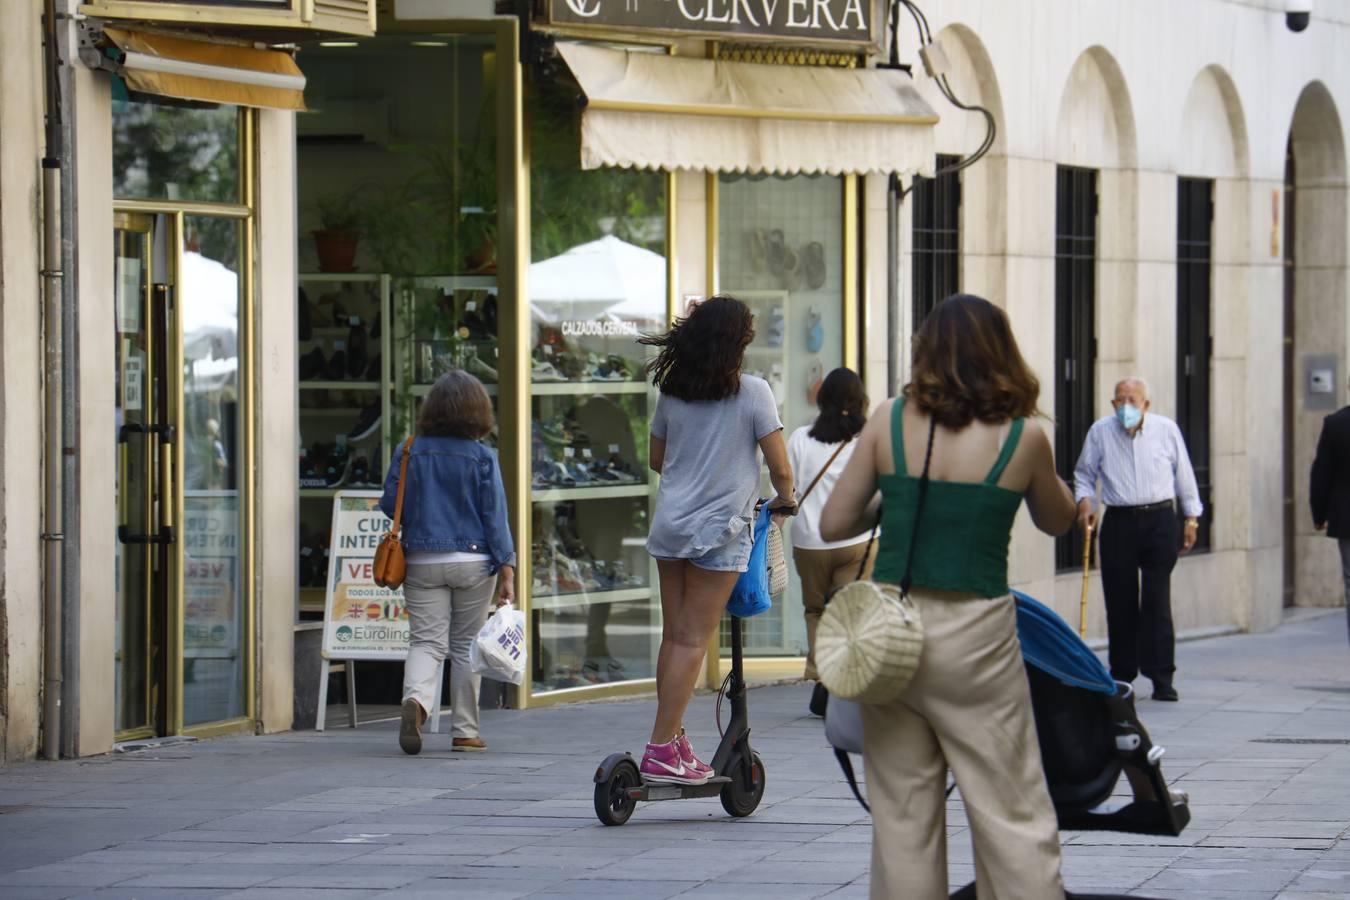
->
xmin=947 ymin=591 xmax=1191 ymax=899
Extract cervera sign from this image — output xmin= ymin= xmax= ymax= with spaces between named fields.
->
xmin=547 ymin=0 xmax=877 ymax=46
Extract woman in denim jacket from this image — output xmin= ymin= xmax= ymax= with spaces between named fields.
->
xmin=380 ymin=371 xmax=516 ymax=755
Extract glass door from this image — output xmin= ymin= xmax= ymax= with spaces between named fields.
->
xmin=114 ymin=212 xmax=173 ymax=738
xmin=114 ymin=210 xmax=251 ymax=737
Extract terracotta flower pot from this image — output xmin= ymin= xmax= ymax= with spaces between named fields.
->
xmin=312 ymin=229 xmax=359 ymax=273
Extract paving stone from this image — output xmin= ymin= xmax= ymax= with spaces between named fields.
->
xmin=3 ymin=612 xmax=1350 ymax=900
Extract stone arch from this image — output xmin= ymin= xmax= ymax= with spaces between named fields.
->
xmin=913 ymin=23 xmax=1008 ymax=305
xmin=1287 ymin=81 xmax=1348 ymax=609
xmin=1178 ymin=64 xmax=1250 ymax=179
xmin=1052 ymin=45 xmax=1139 ymax=418
xmin=1055 ymin=46 xmax=1138 ymax=170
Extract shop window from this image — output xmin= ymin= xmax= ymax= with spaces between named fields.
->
xmin=1177 ymin=177 xmax=1213 ymax=552
xmin=295 ymin=35 xmax=503 ymax=632
xmin=1055 ymin=165 xmax=1097 ymax=572
xmin=112 ymin=81 xmax=241 ymax=205
xmin=527 ymin=72 xmax=668 ymax=694
xmin=910 ymin=153 xmax=962 ymax=327
xmin=716 ymin=172 xmax=846 ymax=658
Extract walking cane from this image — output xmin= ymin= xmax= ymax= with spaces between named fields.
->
xmin=1078 ymin=522 xmax=1093 ymax=638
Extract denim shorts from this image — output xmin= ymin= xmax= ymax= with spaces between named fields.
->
xmin=685 ymin=524 xmax=754 ymax=573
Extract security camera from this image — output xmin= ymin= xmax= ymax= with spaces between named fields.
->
xmin=1286 ymin=0 xmax=1312 ymax=32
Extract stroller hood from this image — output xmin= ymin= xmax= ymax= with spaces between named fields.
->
xmin=1012 ymin=590 xmax=1116 ymax=695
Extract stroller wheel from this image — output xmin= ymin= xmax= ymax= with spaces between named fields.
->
xmin=720 ymin=751 xmax=766 ymax=818
xmin=594 ymin=757 xmax=640 ymax=826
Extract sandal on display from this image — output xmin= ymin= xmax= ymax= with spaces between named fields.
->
xmin=750 ymin=227 xmax=768 ymax=272
xmin=781 ymin=244 xmax=801 ymax=290
xmin=804 ymin=240 xmax=827 ymax=290
xmin=767 ymin=228 xmax=787 ymax=275
xmin=806 ymin=360 xmax=824 ymax=406
xmin=805 ymin=307 xmax=824 ymax=353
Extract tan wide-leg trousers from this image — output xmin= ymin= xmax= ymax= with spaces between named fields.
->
xmin=793 ymin=542 xmax=876 ymax=681
xmin=861 ymin=590 xmax=1065 ymax=900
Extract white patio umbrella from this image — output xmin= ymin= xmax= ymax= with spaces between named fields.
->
xmin=529 ymin=234 xmax=666 ymax=327
xmin=180 ymin=250 xmax=239 ymax=361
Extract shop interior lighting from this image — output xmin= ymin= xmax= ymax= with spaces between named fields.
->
xmin=411 ymin=40 xmax=451 ymax=47
xmin=120 ymin=50 xmax=307 ymax=92
xmin=318 ymin=41 xmax=360 ymax=48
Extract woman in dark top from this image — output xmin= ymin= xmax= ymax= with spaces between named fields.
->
xmin=821 ymin=295 xmax=1076 ymax=899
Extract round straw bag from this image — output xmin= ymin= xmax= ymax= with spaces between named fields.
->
xmin=816 ymin=581 xmax=923 ymax=704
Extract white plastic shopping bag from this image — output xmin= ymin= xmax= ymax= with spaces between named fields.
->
xmin=470 ymin=603 xmax=527 ymax=685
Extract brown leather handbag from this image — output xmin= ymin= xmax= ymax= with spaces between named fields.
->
xmin=373 ymin=436 xmax=414 ymax=589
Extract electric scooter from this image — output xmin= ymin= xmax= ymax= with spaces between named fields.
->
xmin=592 ymin=613 xmax=765 ymax=825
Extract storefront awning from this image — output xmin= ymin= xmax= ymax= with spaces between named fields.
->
xmin=556 ymin=42 xmax=937 ymax=176
xmin=103 ymin=28 xmax=306 ymax=111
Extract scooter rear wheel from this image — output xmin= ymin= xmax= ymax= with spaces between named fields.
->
xmin=720 ymin=751 xmax=766 ymax=818
xmin=594 ymin=757 xmax=641 ymax=826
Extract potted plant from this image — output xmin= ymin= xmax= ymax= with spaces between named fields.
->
xmin=312 ymin=193 xmax=362 ymax=273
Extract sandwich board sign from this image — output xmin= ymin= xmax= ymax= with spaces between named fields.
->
xmin=316 ymin=490 xmax=441 ymax=732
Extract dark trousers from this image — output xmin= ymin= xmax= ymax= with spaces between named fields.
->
xmin=1100 ymin=507 xmax=1180 ymax=686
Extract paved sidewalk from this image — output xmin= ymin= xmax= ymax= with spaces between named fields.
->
xmin=2 ymin=610 xmax=1350 ymax=900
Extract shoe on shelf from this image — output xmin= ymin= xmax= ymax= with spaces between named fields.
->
xmin=348 ymin=403 xmax=381 ymax=442
xmin=364 ymin=351 xmax=382 ymax=381
xmin=467 ymin=354 xmax=498 ymax=383
xmin=452 ymin=736 xmax=487 ymax=752
xmin=324 ymin=445 xmax=350 ymax=488
xmin=324 ymin=348 xmax=348 ymax=381
xmin=346 ymin=317 xmax=369 ymax=380
xmin=640 ymin=738 xmax=708 ymax=785
xmin=532 ymin=359 xmax=566 ymax=382
xmin=298 ymin=287 xmax=313 ymax=341
xmin=399 ymin=698 xmax=425 ymax=755
xmin=349 ymin=456 xmax=371 ymax=487
xmin=676 ymin=730 xmax=715 ymax=780
xmin=299 ymin=347 xmax=326 ymax=381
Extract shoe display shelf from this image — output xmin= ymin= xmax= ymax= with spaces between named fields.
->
xmin=297 ymin=273 xmax=393 ymax=617
xmin=527 ymin=320 xmax=661 ymax=694
xmin=393 ymin=275 xmax=501 ymax=433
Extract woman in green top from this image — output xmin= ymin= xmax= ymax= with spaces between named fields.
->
xmin=821 ymin=295 xmax=1077 ymax=900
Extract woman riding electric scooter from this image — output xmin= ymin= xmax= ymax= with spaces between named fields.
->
xmin=637 ymin=296 xmax=795 ymax=785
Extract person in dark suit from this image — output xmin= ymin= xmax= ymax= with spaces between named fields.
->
xmin=1310 ymin=377 xmax=1350 ymax=644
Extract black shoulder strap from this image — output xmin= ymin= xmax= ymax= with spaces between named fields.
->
xmin=835 ymin=749 xmax=870 ymax=813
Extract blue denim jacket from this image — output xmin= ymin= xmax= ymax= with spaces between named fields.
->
xmin=379 ymin=435 xmax=516 ymax=572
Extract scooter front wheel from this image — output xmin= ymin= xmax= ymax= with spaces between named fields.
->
xmin=594 ymin=757 xmax=641 ymax=826
xmin=720 ymin=751 xmax=766 ymax=818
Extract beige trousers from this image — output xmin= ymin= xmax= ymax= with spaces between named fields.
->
xmin=861 ymin=590 xmax=1065 ymax=900
xmin=793 ymin=542 xmax=876 ymax=681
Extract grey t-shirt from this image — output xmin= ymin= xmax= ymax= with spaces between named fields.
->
xmin=646 ymin=374 xmax=783 ymax=559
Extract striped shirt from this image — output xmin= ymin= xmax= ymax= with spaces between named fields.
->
xmin=1073 ymin=413 xmax=1204 ymax=517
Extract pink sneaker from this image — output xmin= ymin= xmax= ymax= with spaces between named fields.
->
xmin=676 ymin=731 xmax=715 ymax=780
xmin=640 ymin=738 xmax=709 ymax=785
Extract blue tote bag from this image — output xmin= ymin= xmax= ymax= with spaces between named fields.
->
xmin=727 ymin=505 xmax=774 ymax=618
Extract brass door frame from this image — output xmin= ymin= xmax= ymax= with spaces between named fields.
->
xmin=111 ymin=110 xmax=258 ymax=738
xmin=113 ymin=211 xmax=158 ymax=743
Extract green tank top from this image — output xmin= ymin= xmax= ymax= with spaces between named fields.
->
xmin=872 ymin=399 xmax=1025 ymax=598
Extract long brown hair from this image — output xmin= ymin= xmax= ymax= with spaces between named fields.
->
xmin=640 ymin=295 xmax=754 ymax=402
xmin=904 ymin=294 xmax=1041 ymax=428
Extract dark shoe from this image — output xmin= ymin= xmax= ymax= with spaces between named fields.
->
xmin=452 ymin=736 xmax=487 ymax=752
xmin=346 ymin=317 xmax=369 ymax=379
xmin=298 ymin=287 xmax=313 ymax=341
xmin=399 ymin=699 xmax=425 ymax=755
xmin=364 ymin=351 xmax=382 ymax=381
xmin=348 ymin=403 xmax=381 ymax=442
xmin=324 ymin=349 xmax=348 ymax=381
xmin=299 ymin=347 xmax=326 ymax=381
xmin=809 ymin=682 xmax=829 ymax=717
xmin=1152 ymin=684 xmax=1179 ymax=702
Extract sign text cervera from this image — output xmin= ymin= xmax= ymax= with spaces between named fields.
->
xmin=549 ymin=0 xmax=874 ymax=45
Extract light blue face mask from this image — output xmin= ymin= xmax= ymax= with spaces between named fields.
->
xmin=1116 ymin=403 xmax=1143 ymax=430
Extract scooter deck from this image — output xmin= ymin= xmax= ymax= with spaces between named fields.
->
xmin=631 ymin=776 xmax=731 ymax=802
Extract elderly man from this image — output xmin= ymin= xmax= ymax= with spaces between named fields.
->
xmin=1310 ymin=376 xmax=1350 ymax=642
xmin=1074 ymin=377 xmax=1203 ymax=701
